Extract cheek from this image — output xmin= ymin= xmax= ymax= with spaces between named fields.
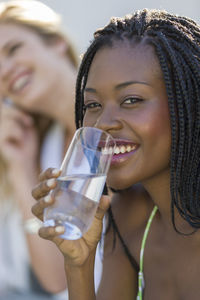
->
xmin=141 ymin=103 xmax=171 ymax=165
xmin=144 ymin=114 xmax=170 ymax=140
xmin=152 ymin=104 xmax=171 ymax=139
xmin=138 ymin=101 xmax=171 ymax=140
xmin=128 ymin=101 xmax=171 ymax=169
xmin=83 ymin=112 xmax=97 ymax=127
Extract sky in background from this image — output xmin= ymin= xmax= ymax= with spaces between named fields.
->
xmin=1 ymin=0 xmax=199 ymax=55
xmin=38 ymin=0 xmax=200 ymax=54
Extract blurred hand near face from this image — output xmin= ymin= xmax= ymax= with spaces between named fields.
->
xmin=0 ymin=102 xmax=39 ymax=191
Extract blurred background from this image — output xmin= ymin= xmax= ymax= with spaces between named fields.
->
xmin=1 ymin=0 xmax=199 ymax=55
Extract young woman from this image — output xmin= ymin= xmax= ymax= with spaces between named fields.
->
xmin=32 ymin=8 xmax=200 ymax=300
xmin=0 ymin=0 xmax=78 ymax=298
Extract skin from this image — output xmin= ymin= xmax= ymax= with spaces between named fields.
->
xmin=0 ymin=23 xmax=76 ymax=132
xmin=32 ymin=40 xmax=200 ymax=299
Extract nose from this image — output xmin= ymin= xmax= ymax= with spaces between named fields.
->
xmin=95 ymin=105 xmax=122 ymax=133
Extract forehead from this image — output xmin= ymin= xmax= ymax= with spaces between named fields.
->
xmin=0 ymin=23 xmax=39 ymax=46
xmin=86 ymin=40 xmax=163 ymax=87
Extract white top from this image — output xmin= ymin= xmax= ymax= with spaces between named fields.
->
xmin=0 ymin=201 xmax=30 ymax=294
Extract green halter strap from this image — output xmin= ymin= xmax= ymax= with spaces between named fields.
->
xmin=137 ymin=205 xmax=158 ymax=300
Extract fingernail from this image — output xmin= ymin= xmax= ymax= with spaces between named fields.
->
xmin=47 ymin=179 xmax=56 ymax=187
xmin=52 ymin=169 xmax=60 ymax=176
xmin=55 ymin=226 xmax=65 ymax=233
xmin=44 ymin=195 xmax=52 ymax=203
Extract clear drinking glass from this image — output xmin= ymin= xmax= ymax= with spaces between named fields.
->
xmin=43 ymin=127 xmax=115 ymax=240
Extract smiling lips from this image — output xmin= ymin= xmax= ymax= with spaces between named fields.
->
xmin=10 ymin=72 xmax=31 ymax=93
xmin=101 ymin=139 xmax=138 ymax=164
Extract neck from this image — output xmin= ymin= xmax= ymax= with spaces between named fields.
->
xmin=142 ymin=169 xmax=193 ymax=233
xmin=142 ymin=168 xmax=170 ymax=210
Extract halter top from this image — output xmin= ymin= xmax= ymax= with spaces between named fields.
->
xmin=137 ymin=206 xmax=158 ymax=300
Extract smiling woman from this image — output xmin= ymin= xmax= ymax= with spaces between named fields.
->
xmin=30 ymin=8 xmax=200 ymax=300
xmin=83 ymin=41 xmax=171 ymax=189
xmin=0 ymin=1 xmax=78 ymax=128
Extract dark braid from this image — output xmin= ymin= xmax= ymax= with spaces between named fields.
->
xmin=75 ymin=9 xmax=200 ymax=233
xmin=106 ymin=206 xmax=139 ymax=272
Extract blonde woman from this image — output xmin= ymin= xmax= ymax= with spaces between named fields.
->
xmin=0 ymin=0 xmax=79 ymax=299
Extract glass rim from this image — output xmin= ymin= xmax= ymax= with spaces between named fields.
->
xmin=76 ymin=126 xmax=116 ymax=152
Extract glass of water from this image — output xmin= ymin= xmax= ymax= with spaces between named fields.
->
xmin=43 ymin=127 xmax=115 ymax=240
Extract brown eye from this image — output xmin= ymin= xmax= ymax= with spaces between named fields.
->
xmin=123 ymin=97 xmax=143 ymax=105
xmin=83 ymin=102 xmax=101 ymax=111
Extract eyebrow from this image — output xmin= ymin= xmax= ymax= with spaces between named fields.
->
xmin=3 ymin=41 xmax=13 ymax=51
xmin=84 ymin=80 xmax=150 ymax=93
xmin=2 ymin=40 xmax=22 ymax=51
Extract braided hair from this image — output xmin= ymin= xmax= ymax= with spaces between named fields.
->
xmin=75 ymin=9 xmax=200 ymax=231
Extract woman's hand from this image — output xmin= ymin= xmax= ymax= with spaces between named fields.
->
xmin=0 ymin=104 xmax=39 ymax=183
xmin=0 ymin=104 xmax=40 ymax=213
xmin=32 ymin=167 xmax=111 ymax=267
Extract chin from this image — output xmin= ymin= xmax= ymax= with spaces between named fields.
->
xmin=106 ymin=176 xmax=134 ymax=191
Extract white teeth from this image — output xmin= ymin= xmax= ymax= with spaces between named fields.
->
xmin=109 ymin=147 xmax=113 ymax=154
xmin=127 ymin=145 xmax=132 ymax=152
xmin=102 ymin=148 xmax=108 ymax=154
xmin=115 ymin=147 xmax=120 ymax=154
xmin=102 ymin=147 xmax=114 ymax=155
xmin=120 ymin=145 xmax=126 ymax=153
xmin=12 ymin=75 xmax=30 ymax=92
xmin=102 ymin=145 xmax=136 ymax=155
xmin=114 ymin=144 xmax=136 ymax=155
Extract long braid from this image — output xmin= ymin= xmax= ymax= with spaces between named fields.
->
xmin=150 ymin=39 xmax=180 ymax=231
xmin=75 ymin=9 xmax=200 ymax=234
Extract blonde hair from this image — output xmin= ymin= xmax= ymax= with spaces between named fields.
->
xmin=0 ymin=1 xmax=78 ymax=203
xmin=0 ymin=0 xmax=79 ymax=68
